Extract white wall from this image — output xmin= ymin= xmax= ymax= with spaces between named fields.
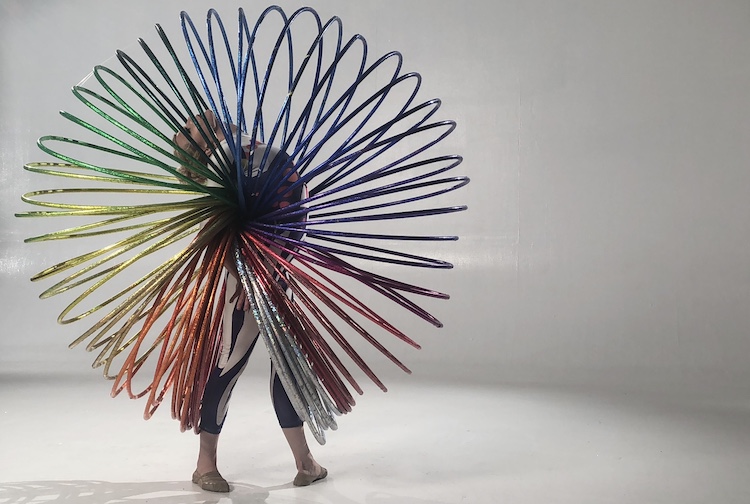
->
xmin=2 ymin=0 xmax=749 ymax=396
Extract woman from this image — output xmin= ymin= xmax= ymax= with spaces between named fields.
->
xmin=173 ymin=110 xmax=327 ymax=492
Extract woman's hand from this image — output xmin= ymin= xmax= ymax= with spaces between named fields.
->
xmin=229 ymin=282 xmax=251 ymax=311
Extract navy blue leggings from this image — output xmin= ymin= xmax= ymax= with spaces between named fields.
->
xmin=200 ymin=302 xmax=302 ymax=434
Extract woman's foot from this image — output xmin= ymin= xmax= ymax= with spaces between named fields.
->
xmin=293 ymin=465 xmax=328 ymax=486
xmin=193 ymin=431 xmax=229 ymax=492
xmin=192 ymin=469 xmax=230 ymax=492
xmin=282 ymin=426 xmax=328 ymax=486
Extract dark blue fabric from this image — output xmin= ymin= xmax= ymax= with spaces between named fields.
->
xmin=272 ymin=372 xmax=303 ymax=428
xmin=199 ymin=306 xmax=302 ymax=433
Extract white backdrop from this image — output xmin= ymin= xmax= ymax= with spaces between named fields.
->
xmin=2 ymin=0 xmax=750 ymax=398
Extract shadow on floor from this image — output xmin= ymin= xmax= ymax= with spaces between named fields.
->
xmin=0 ymin=480 xmax=270 ymax=504
xmin=0 ymin=480 xmax=454 ymax=504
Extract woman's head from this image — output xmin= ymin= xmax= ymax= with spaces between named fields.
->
xmin=173 ymin=110 xmax=223 ymax=183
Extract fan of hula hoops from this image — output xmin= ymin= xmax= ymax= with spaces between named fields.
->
xmin=17 ymin=6 xmax=468 ymax=444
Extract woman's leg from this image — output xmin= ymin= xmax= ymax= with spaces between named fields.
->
xmin=270 ymin=370 xmax=327 ymax=485
xmin=195 ymin=273 xmax=260 ymax=490
xmin=196 ymin=431 xmax=221 ymax=475
xmin=197 ymin=307 xmax=259 ymax=473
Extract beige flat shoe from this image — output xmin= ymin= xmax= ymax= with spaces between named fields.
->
xmin=293 ymin=466 xmax=328 ymax=487
xmin=192 ymin=470 xmax=230 ymax=492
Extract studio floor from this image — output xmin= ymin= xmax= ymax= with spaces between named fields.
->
xmin=1 ymin=374 xmax=749 ymax=504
